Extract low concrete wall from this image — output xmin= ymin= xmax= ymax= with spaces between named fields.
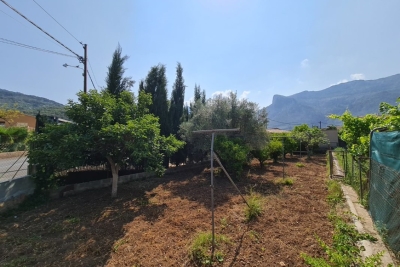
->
xmin=0 ymin=162 xmax=208 ymax=211
xmin=0 ymin=175 xmax=35 ymax=210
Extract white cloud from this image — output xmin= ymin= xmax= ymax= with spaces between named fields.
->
xmin=184 ymin=97 xmax=194 ymax=106
xmin=239 ymin=90 xmax=250 ymax=99
xmin=212 ymin=90 xmax=232 ymax=98
xmin=301 ymin=59 xmax=309 ymax=68
xmin=350 ymin=73 xmax=365 ymax=80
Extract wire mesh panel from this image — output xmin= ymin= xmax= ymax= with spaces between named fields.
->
xmin=369 ymin=131 xmax=400 ymax=254
xmin=0 ymin=151 xmax=28 ymax=182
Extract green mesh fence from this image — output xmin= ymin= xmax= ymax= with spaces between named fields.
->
xmin=369 ymin=131 xmax=400 ymax=255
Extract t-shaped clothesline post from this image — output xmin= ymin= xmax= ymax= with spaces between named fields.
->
xmin=192 ymin=128 xmax=240 ymax=258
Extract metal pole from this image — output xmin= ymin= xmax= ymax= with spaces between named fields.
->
xmin=83 ymin=44 xmax=87 ymax=93
xmin=282 ymin=139 xmax=285 ymax=178
xmin=210 ymin=132 xmax=215 ymax=255
xmin=351 ymin=156 xmax=354 ymax=185
xmin=359 ymin=159 xmax=363 ymax=201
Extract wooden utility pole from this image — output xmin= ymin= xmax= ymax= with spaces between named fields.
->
xmin=83 ymin=44 xmax=87 ymax=93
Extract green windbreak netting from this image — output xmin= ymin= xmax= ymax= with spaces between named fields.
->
xmin=369 ymin=131 xmax=400 ymax=254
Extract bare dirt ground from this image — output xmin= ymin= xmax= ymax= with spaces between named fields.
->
xmin=0 ymin=155 xmax=333 ymax=266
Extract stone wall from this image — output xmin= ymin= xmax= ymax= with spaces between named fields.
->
xmin=0 ymin=162 xmax=209 ymax=212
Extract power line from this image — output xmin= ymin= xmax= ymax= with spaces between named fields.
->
xmin=32 ymin=0 xmax=82 ymax=45
xmin=88 ymin=58 xmax=99 ymax=88
xmin=0 ymin=37 xmax=76 ymax=58
xmin=0 ymin=0 xmax=82 ymax=62
xmin=87 ymin=70 xmax=96 ymax=90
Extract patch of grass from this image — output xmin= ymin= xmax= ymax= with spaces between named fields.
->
xmin=248 ymin=230 xmax=261 ymax=242
xmin=326 ymin=180 xmax=344 ymax=206
xmin=113 ymin=239 xmax=127 ymax=252
xmin=275 ymin=177 xmax=294 ymax=186
xmin=296 ymin=162 xmax=305 ymax=168
xmin=220 ymin=217 xmax=229 ymax=229
xmin=64 ymin=216 xmax=80 ymax=224
xmin=245 ymin=191 xmax=263 ymax=222
xmin=189 ymin=232 xmax=231 ymax=265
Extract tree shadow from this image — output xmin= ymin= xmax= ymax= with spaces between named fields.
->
xmin=0 ymin=177 xmax=167 ymax=267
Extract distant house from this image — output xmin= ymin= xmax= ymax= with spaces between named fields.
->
xmin=0 ymin=114 xmax=36 ymax=131
xmin=321 ymin=128 xmax=339 ymax=149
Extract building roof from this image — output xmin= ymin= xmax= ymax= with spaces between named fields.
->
xmin=266 ymin=128 xmax=291 ymax=133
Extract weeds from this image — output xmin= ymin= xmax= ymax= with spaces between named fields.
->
xmin=301 ymin=215 xmax=381 ymax=267
xmin=220 ymin=218 xmax=228 ymax=229
xmin=189 ymin=232 xmax=231 ymax=265
xmin=275 ymin=177 xmax=294 ymax=186
xmin=326 ymin=179 xmax=344 ymax=206
xmin=296 ymin=162 xmax=305 ymax=168
xmin=245 ymin=190 xmax=263 ymax=222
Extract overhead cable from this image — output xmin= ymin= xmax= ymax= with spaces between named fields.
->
xmin=0 ymin=37 xmax=76 ymax=58
xmin=87 ymin=70 xmax=97 ymax=90
xmin=0 ymin=0 xmax=82 ymax=61
xmin=88 ymin=59 xmax=99 ymax=88
xmin=32 ymin=0 xmax=82 ymax=45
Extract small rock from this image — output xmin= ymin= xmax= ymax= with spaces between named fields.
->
xmin=279 ymin=261 xmax=286 ymax=266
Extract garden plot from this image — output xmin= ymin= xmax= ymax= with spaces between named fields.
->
xmin=0 ymin=155 xmax=333 ymax=266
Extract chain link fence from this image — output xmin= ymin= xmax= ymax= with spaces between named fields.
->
xmin=369 ymin=131 xmax=400 ymax=256
xmin=0 ymin=151 xmax=28 ymax=183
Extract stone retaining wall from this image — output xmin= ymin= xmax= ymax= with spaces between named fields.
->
xmin=0 ymin=162 xmax=208 ymax=212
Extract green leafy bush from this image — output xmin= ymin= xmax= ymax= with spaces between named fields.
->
xmin=267 ymin=139 xmax=283 ymax=163
xmin=215 ymin=135 xmax=249 ymax=179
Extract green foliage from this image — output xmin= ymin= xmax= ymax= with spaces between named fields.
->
xmin=292 ymin=124 xmax=329 ymax=159
xmin=326 ymin=180 xmax=344 ymax=206
xmin=271 ymin=132 xmax=297 ymax=157
xmin=251 ymin=146 xmax=269 ymax=167
xmin=105 ymin=44 xmax=134 ymax=96
xmin=169 ymin=63 xmax=186 ymax=166
xmin=179 ymin=91 xmax=268 ymax=163
xmin=296 ymin=162 xmax=305 ymax=168
xmin=275 ymin=177 xmax=294 ymax=186
xmin=141 ymin=64 xmax=170 ymax=137
xmin=215 ymin=135 xmax=249 ymax=179
xmin=189 ymin=232 xmax=231 ymax=265
xmin=329 ymin=111 xmax=381 ymax=157
xmin=28 ymin=89 xmax=183 ymax=197
xmin=267 ymin=139 xmax=283 ymax=163
xmin=301 ymin=215 xmax=381 ymax=267
xmin=245 ymin=191 xmax=263 ymax=222
xmin=0 ymin=127 xmax=28 ymax=151
xmin=379 ymin=97 xmax=400 ymax=130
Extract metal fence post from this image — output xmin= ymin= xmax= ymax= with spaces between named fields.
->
xmin=359 ymin=159 xmax=363 ymax=201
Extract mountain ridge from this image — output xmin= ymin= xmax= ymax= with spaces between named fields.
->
xmin=267 ymin=74 xmax=400 ymax=130
xmin=0 ymin=88 xmax=66 ymax=118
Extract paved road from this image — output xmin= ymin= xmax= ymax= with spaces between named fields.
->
xmin=0 ymin=156 xmax=28 ymax=182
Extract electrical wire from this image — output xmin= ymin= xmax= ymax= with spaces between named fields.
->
xmin=0 ymin=37 xmax=76 ymax=58
xmin=88 ymin=59 xmax=99 ymax=88
xmin=0 ymin=0 xmax=82 ymax=61
xmin=87 ymin=70 xmax=97 ymax=90
xmin=32 ymin=0 xmax=82 ymax=45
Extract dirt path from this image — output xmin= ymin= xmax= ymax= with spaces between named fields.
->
xmin=332 ymin=153 xmax=397 ymax=266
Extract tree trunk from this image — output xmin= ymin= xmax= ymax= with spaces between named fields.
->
xmin=107 ymin=156 xmax=119 ymax=198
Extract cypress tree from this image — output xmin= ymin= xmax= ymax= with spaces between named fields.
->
xmin=105 ymin=44 xmax=134 ymax=96
xmin=169 ymin=62 xmax=185 ymax=135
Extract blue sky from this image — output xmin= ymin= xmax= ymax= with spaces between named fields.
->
xmin=1 ymin=0 xmax=400 ymax=108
